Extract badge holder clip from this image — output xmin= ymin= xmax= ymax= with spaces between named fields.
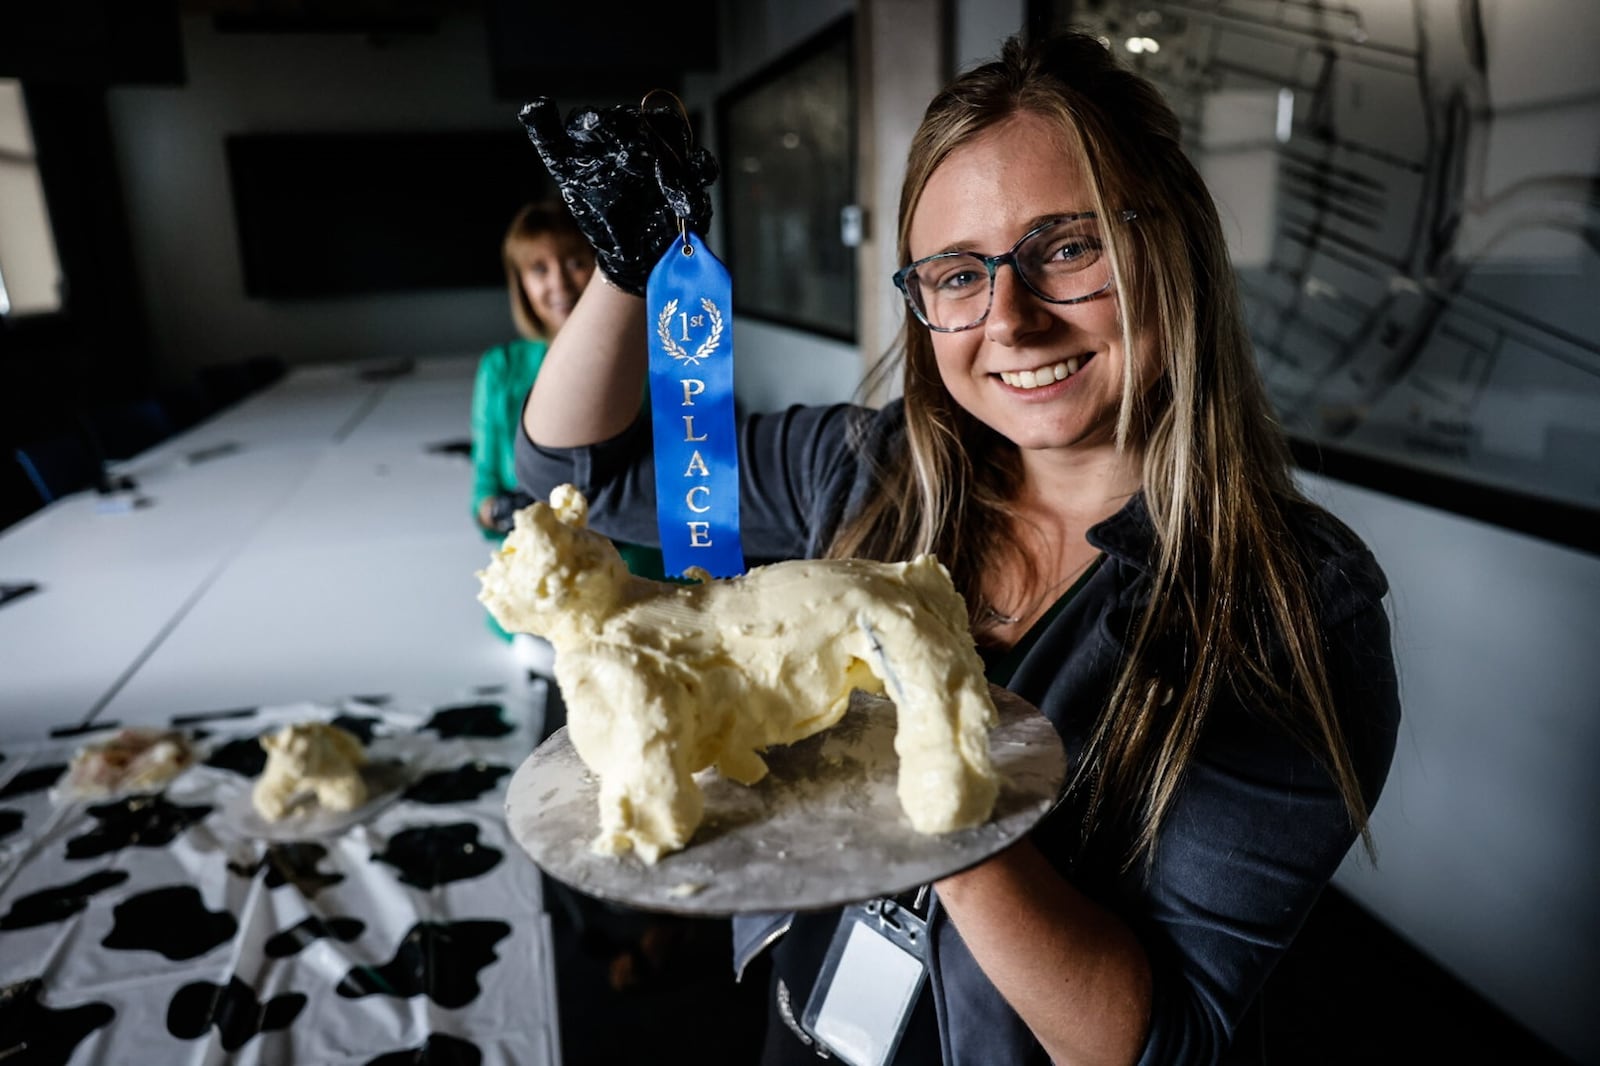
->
xmin=800 ymin=893 xmax=930 ymax=1066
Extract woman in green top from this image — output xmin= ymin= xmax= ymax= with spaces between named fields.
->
xmin=472 ymin=202 xmax=592 ymax=536
xmin=472 ymin=203 xmax=663 ymax=644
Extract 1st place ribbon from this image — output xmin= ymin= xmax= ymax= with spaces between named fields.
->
xmin=645 ymin=230 xmax=744 ymax=578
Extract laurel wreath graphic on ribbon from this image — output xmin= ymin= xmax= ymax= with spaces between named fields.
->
xmin=656 ymin=298 xmax=724 ymax=366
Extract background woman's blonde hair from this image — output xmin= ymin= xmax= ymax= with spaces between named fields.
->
xmin=502 ymin=201 xmax=590 ymax=340
xmin=831 ymin=32 xmax=1372 ymax=869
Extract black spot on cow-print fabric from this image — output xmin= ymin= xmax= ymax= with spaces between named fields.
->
xmin=0 ymin=870 xmax=129 ymax=930
xmin=336 ymin=920 xmax=510 ymax=1008
xmin=423 ymin=703 xmax=511 ymax=739
xmin=0 ymin=978 xmax=115 ymax=1065
xmin=166 ymin=975 xmax=306 ymax=1051
xmin=226 ymin=857 xmax=258 ymax=878
xmin=329 ymin=714 xmax=381 ymax=744
xmin=204 ymin=735 xmax=267 ymax=778
xmin=402 ymin=762 xmax=510 ymax=805
xmin=264 ymin=915 xmax=365 ymax=958
xmin=365 ymin=1032 xmax=484 ymax=1066
xmin=64 ymin=795 xmax=211 ymax=860
xmin=371 ymin=823 xmax=502 ymax=888
xmin=0 ymin=808 xmax=21 ymax=843
xmin=102 ymin=886 xmax=236 ymax=960
xmin=171 ymin=707 xmax=254 ymax=727
xmin=0 ymin=763 xmax=66 ymax=799
xmin=228 ymin=843 xmax=344 ymax=897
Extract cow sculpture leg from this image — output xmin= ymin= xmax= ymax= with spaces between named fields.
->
xmin=849 ymin=570 xmax=999 ymax=834
xmin=558 ymin=648 xmax=705 ymax=865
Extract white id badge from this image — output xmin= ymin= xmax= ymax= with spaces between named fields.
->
xmin=801 ymin=899 xmax=929 ymax=1066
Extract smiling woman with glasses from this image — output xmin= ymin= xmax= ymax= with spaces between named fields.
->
xmin=893 ymin=209 xmax=1138 ymax=332
xmin=515 ymin=28 xmax=1400 ymax=1066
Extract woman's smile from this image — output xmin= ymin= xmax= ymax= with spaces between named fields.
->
xmin=996 ymin=352 xmax=1095 ymax=392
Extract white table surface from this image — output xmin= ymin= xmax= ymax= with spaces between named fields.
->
xmin=160 ymin=362 xmax=389 ymax=452
xmin=0 ymin=368 xmax=384 ymax=736
xmin=0 ymin=446 xmax=335 ymax=735
xmin=0 ymin=352 xmax=520 ymax=735
xmin=99 ymin=531 xmax=520 ymax=724
xmin=0 ymin=559 xmax=214 ymax=728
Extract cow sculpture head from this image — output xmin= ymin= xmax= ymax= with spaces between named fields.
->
xmin=477 ymin=484 xmax=632 ymax=641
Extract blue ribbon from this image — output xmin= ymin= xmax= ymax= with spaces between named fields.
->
xmin=645 ymin=231 xmax=744 ymax=578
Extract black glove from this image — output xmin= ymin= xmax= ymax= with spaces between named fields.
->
xmin=519 ymin=97 xmax=718 ymax=296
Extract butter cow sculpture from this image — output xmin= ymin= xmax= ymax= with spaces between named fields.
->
xmin=253 ymin=722 xmax=368 ymax=821
xmin=478 ymin=484 xmax=1000 ymax=864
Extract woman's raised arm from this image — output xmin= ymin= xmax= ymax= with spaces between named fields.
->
xmin=522 ymin=275 xmax=648 ymax=447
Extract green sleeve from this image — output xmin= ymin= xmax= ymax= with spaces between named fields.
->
xmin=470 ymin=345 xmax=509 ymax=518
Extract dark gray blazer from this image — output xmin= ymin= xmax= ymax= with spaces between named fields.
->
xmin=516 ymin=400 xmax=1401 ymax=1065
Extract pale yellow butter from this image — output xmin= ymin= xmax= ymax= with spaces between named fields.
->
xmin=253 ymin=722 xmax=368 ymax=822
xmin=479 ymin=485 xmax=999 ymax=864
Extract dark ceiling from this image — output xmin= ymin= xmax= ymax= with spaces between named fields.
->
xmin=2 ymin=1 xmax=720 ymax=96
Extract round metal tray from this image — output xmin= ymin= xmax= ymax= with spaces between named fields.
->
xmin=505 ymin=685 xmax=1065 ymax=915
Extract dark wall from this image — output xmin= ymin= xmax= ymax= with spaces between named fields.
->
xmin=0 ymin=3 xmax=177 ymax=527
xmin=0 ymin=86 xmax=163 ymax=522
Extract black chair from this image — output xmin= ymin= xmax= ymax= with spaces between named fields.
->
xmin=0 ymin=460 xmax=44 ymax=530
xmin=196 ymin=354 xmax=287 ymax=413
xmin=155 ymin=379 xmax=212 ymax=432
xmin=196 ymin=361 xmax=255 ymax=411
xmin=13 ymin=433 xmax=100 ymax=505
xmin=88 ymin=398 xmax=174 ymax=460
xmin=242 ymin=353 xmax=287 ymax=390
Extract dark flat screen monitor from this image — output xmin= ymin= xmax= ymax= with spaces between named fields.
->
xmin=226 ymin=129 xmax=554 ymax=299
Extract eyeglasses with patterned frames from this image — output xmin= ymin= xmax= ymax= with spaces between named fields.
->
xmin=892 ymin=209 xmax=1138 ymax=332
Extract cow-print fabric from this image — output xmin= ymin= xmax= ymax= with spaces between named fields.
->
xmin=0 ymin=686 xmax=558 ymax=1065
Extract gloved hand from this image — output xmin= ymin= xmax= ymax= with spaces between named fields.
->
xmin=520 ymin=97 xmax=718 ymax=296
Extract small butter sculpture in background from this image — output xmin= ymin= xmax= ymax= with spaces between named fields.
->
xmin=253 ymin=722 xmax=368 ymax=821
xmin=59 ymin=727 xmax=195 ymax=800
xmin=478 ymin=484 xmax=999 ymax=864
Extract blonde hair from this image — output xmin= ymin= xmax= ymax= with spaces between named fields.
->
xmin=831 ymin=32 xmax=1372 ymax=868
xmin=503 ymin=201 xmax=591 ymax=340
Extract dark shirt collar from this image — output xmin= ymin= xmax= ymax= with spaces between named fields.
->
xmin=1086 ymin=491 xmax=1157 ymax=573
